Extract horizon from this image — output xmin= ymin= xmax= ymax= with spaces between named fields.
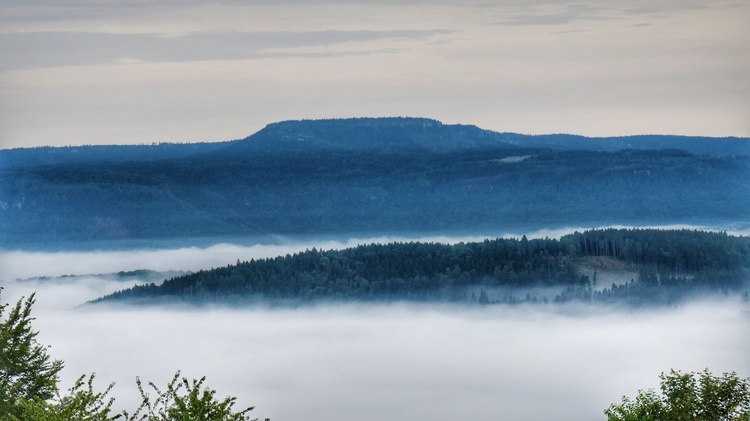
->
xmin=1 ymin=1 xmax=748 ymax=149
xmin=2 ymin=116 xmax=749 ymax=151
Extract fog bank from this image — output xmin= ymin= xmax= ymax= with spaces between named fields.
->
xmin=2 ymin=276 xmax=748 ymax=421
xmin=3 ymin=224 xmax=745 ymax=281
xmin=1 ymin=231 xmax=748 ymax=420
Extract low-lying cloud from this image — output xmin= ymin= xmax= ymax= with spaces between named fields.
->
xmin=2 ymin=246 xmax=748 ymax=421
xmin=4 ymin=224 xmax=742 ymax=281
xmin=18 ymin=296 xmax=750 ymax=421
xmin=0 ymin=233 xmax=524 ymax=280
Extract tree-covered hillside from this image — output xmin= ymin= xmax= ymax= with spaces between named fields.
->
xmin=201 ymin=117 xmax=750 ymax=156
xmin=92 ymin=229 xmax=750 ymax=306
xmin=1 ymin=119 xmax=749 ymax=250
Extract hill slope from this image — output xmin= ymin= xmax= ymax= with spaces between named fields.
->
xmin=91 ymin=228 xmax=750 ymax=306
xmin=1 ymin=118 xmax=749 ymax=250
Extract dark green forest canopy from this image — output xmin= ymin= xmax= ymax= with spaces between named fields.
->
xmin=91 ymin=229 xmax=750 ymax=306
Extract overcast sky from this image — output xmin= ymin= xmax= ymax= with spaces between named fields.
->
xmin=1 ymin=0 xmax=748 ymax=149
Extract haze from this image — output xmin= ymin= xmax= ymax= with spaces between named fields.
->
xmin=2 ymin=235 xmax=749 ymax=420
xmin=4 ymin=224 xmax=742 ymax=280
xmin=2 ymin=0 xmax=749 ymax=149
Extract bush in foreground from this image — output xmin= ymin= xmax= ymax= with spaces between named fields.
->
xmin=605 ymin=369 xmax=750 ymax=421
xmin=0 ymin=290 xmax=264 ymax=420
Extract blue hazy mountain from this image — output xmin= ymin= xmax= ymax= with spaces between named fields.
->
xmin=1 ymin=117 xmax=749 ymax=250
xmin=3 ymin=118 xmax=748 ymax=168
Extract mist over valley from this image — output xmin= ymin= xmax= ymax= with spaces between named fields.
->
xmin=2 ymin=118 xmax=750 ymax=420
xmin=2 ymin=227 xmax=749 ymax=419
xmin=3 ymin=266 xmax=749 ymax=421
xmin=4 ymin=0 xmax=750 ymax=415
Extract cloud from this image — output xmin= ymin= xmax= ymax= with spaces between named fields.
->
xmin=4 ymin=224 xmax=746 ymax=281
xmin=0 ymin=29 xmax=453 ymax=72
xmin=1 ymin=0 xmax=748 ymax=149
xmin=2 ymin=241 xmax=748 ymax=420
xmin=492 ymin=3 xmax=621 ymax=26
xmin=5 ymin=281 xmax=749 ymax=421
xmin=493 ymin=12 xmax=619 ymax=26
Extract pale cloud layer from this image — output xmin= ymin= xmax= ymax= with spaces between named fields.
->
xmin=2 ymin=224 xmax=744 ymax=281
xmin=2 ymin=273 xmax=749 ymax=421
xmin=1 ymin=232 xmax=749 ymax=420
xmin=1 ymin=0 xmax=748 ymax=148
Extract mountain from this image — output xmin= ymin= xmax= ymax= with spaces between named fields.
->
xmin=225 ymin=117 xmax=750 ymax=156
xmin=0 ymin=142 xmax=230 ymax=170
xmin=1 ymin=117 xmax=749 ymax=250
xmin=3 ymin=118 xmax=748 ymax=169
xmin=226 ymin=118 xmax=499 ymax=154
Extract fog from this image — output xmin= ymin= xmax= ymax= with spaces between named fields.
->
xmin=3 ymin=278 xmax=748 ymax=421
xmin=0 ymin=232 xmax=549 ymax=280
xmin=1 ymin=232 xmax=749 ymax=420
xmin=3 ymin=224 xmax=745 ymax=280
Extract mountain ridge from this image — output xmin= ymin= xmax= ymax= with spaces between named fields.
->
xmin=1 ymin=117 xmax=749 ymax=250
xmin=227 ymin=117 xmax=750 ymax=156
xmin=3 ymin=117 xmax=749 ymax=169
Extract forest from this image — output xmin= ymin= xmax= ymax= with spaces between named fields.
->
xmin=92 ymin=228 xmax=750 ymax=306
xmin=1 ymin=118 xmax=749 ymax=250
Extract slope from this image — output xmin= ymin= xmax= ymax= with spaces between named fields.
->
xmin=1 ymin=118 xmax=749 ymax=250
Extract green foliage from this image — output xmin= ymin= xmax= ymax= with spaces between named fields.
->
xmin=9 ymin=374 xmax=119 ymax=421
xmin=124 ymin=372 xmax=254 ymax=421
xmin=0 ymin=292 xmax=263 ymax=420
xmin=0 ymin=290 xmax=64 ymax=419
xmin=6 ymin=371 xmax=258 ymax=421
xmin=605 ymin=369 xmax=750 ymax=421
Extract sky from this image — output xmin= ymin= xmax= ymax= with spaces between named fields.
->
xmin=0 ymin=0 xmax=748 ymax=149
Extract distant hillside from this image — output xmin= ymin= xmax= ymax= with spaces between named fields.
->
xmin=3 ymin=118 xmax=748 ymax=168
xmin=0 ymin=142 xmax=230 ymax=170
xmin=1 ymin=118 xmax=749 ymax=249
xmin=90 ymin=228 xmax=750 ymax=306
xmin=228 ymin=117 xmax=750 ymax=156
xmin=227 ymin=118 xmax=496 ymax=154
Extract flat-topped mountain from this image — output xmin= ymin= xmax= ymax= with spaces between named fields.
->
xmin=2 ymin=118 xmax=748 ymax=169
xmin=229 ymin=118 xmax=497 ymax=154
xmin=1 ymin=118 xmax=749 ymax=250
xmin=232 ymin=117 xmax=750 ymax=155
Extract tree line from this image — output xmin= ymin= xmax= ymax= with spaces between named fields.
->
xmin=92 ymin=228 xmax=750 ymax=306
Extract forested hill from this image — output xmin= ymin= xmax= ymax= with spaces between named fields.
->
xmin=91 ymin=229 xmax=750 ymax=306
xmin=3 ymin=118 xmax=748 ymax=169
xmin=1 ymin=118 xmax=749 ymax=250
xmin=229 ymin=118 xmax=750 ymax=156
